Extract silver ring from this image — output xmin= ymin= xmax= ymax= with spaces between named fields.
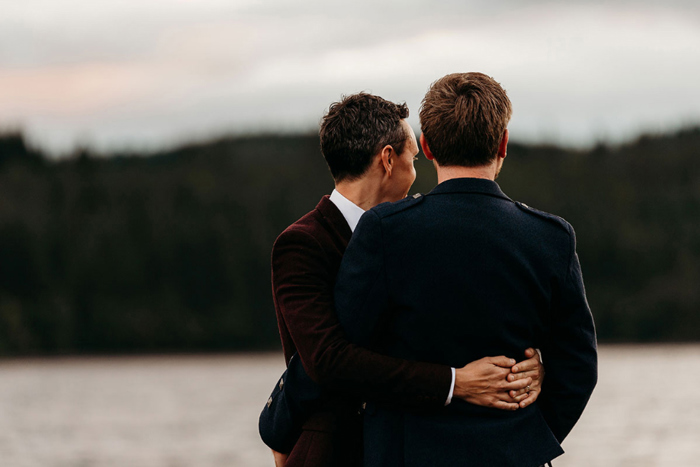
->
xmin=526 ymin=385 xmax=531 ymax=392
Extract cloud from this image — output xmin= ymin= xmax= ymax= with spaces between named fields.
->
xmin=1 ymin=0 xmax=698 ymax=152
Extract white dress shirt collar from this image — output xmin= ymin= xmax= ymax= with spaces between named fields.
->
xmin=329 ymin=189 xmax=365 ymax=232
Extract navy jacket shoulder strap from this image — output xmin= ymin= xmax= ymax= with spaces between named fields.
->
xmin=514 ymin=201 xmax=572 ymax=235
xmin=372 ymin=193 xmax=425 ymax=219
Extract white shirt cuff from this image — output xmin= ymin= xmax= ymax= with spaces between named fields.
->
xmin=445 ymin=367 xmax=456 ymax=406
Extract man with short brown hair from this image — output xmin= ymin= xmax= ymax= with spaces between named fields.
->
xmin=419 ymin=72 xmax=512 ymax=168
xmin=335 ymin=73 xmax=597 ymax=466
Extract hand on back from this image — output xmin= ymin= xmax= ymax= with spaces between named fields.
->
xmin=453 ymin=348 xmax=544 ymax=410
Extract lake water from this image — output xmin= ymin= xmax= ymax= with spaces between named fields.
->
xmin=0 ymin=345 xmax=698 ymax=467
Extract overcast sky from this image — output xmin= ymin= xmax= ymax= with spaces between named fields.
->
xmin=1 ymin=0 xmax=699 ymax=154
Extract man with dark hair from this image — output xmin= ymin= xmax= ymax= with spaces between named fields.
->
xmin=259 ymin=91 xmax=545 ymax=467
xmin=320 ymin=93 xmax=410 ymax=181
xmin=335 ymin=73 xmax=597 ymax=466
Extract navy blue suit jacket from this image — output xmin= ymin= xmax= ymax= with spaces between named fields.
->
xmin=335 ymin=178 xmax=598 ymax=467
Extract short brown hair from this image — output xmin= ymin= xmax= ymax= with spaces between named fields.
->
xmin=320 ymin=93 xmax=409 ymax=182
xmin=419 ymin=72 xmax=512 ymax=167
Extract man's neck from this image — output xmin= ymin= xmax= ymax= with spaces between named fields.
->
xmin=334 ymin=180 xmax=387 ymax=211
xmin=435 ymin=161 xmax=499 ymax=184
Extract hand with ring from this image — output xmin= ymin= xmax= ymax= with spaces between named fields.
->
xmin=507 ymin=348 xmax=544 ymax=408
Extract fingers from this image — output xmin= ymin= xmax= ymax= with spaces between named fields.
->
xmin=509 ymin=387 xmax=529 ymax=398
xmin=524 ymin=347 xmax=536 ymax=358
xmin=492 ymin=400 xmax=520 ymax=411
xmin=486 ymin=356 xmax=516 ymax=368
xmin=511 ymin=354 xmax=539 ymax=373
xmin=519 ymin=390 xmax=540 ymax=408
xmin=495 ymin=385 xmax=536 ymax=408
xmin=496 ymin=390 xmax=527 ymax=404
xmin=507 ymin=369 xmax=539 ymax=382
xmin=502 ymin=377 xmax=532 ymax=392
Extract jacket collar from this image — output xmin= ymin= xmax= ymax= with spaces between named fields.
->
xmin=315 ymin=195 xmax=353 ymax=243
xmin=427 ymin=177 xmax=512 ymax=202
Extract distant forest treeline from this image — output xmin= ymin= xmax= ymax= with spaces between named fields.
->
xmin=0 ymin=128 xmax=699 ymax=355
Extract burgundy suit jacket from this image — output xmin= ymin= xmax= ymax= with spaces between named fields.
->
xmin=272 ymin=196 xmax=452 ymax=466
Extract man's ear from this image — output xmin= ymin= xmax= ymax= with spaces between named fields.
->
xmin=420 ymin=133 xmax=434 ymax=161
xmin=498 ymin=129 xmax=509 ymax=159
xmin=379 ymin=145 xmax=393 ymax=176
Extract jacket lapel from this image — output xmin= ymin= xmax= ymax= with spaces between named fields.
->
xmin=315 ymin=195 xmax=353 ymax=248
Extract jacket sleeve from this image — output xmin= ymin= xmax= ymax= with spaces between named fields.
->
xmin=538 ymin=225 xmax=598 ymax=442
xmin=272 ymin=218 xmax=451 ymax=408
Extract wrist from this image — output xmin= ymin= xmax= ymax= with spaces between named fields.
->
xmin=453 ymin=366 xmax=471 ymax=399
